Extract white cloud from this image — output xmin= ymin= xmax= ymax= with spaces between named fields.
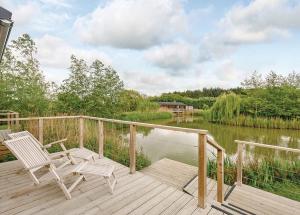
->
xmin=220 ymin=0 xmax=300 ymax=44
xmin=200 ymin=0 xmax=300 ymax=61
xmin=74 ymin=0 xmax=187 ymax=49
xmin=144 ymin=41 xmax=194 ymax=70
xmin=122 ymin=70 xmax=200 ymax=95
xmin=1 ymin=0 xmax=71 ymax=32
xmin=215 ymin=60 xmax=244 ymax=82
xmin=40 ymin=0 xmax=71 ymax=8
xmin=36 ymin=34 xmax=112 ymax=70
xmin=13 ymin=2 xmax=40 ymax=26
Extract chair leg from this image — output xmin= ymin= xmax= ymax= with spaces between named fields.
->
xmin=67 ymin=175 xmax=85 ymax=194
xmin=28 ymin=170 xmax=40 ymax=185
xmin=49 ymin=167 xmax=72 ymax=200
xmin=105 ymin=172 xmax=117 ymax=194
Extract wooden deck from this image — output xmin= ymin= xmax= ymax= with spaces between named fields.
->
xmin=141 ymin=158 xmax=198 ymax=189
xmin=142 ymin=158 xmax=300 ymax=215
xmin=141 ymin=158 xmax=231 ymax=202
xmin=226 ymin=184 xmax=300 ymax=215
xmin=0 ymin=150 xmax=210 ymax=215
xmin=1 ymin=150 xmax=299 ymax=215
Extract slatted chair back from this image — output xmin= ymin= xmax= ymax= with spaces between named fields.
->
xmin=8 ymin=131 xmax=42 ymax=147
xmin=4 ymin=136 xmax=50 ymax=170
xmin=0 ymin=129 xmax=11 ymax=142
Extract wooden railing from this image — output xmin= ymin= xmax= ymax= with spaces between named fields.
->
xmin=0 ymin=110 xmax=19 ymax=128
xmin=235 ymin=140 xmax=300 ymax=186
xmin=0 ymin=115 xmax=225 ymax=208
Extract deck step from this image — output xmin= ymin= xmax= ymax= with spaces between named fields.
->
xmin=210 ymin=202 xmax=256 ymax=215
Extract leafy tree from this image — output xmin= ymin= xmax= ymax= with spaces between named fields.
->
xmin=242 ymin=70 xmax=300 ymax=89
xmin=0 ymin=34 xmax=49 ymax=115
xmin=119 ymin=90 xmax=143 ymax=112
xmin=55 ymin=55 xmax=90 ymax=114
xmin=265 ymin=71 xmax=285 ymax=88
xmin=240 ymin=71 xmax=300 ymax=119
xmin=86 ymin=59 xmax=124 ymax=117
xmin=56 ymin=57 xmax=124 ymax=117
xmin=241 ymin=71 xmax=264 ymax=89
xmin=210 ymin=93 xmax=241 ymax=122
xmin=286 ymin=71 xmax=300 ymax=88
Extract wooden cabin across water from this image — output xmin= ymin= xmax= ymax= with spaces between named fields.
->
xmin=158 ymin=101 xmax=193 ymax=114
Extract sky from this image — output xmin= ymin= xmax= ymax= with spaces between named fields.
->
xmin=1 ymin=0 xmax=300 ymax=95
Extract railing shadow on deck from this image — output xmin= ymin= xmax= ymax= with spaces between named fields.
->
xmin=0 ymin=115 xmax=225 ymax=209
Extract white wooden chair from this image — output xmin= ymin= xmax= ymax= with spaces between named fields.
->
xmin=9 ymin=131 xmax=96 ymax=165
xmin=0 ymin=129 xmax=11 ymax=142
xmin=4 ymin=135 xmax=117 ymax=199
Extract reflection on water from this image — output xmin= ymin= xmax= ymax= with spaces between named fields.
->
xmin=132 ymin=116 xmax=300 ymax=166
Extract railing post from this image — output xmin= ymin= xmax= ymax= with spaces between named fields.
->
xmin=98 ymin=120 xmax=104 ymax=158
xmin=237 ymin=143 xmax=244 ymax=186
xmin=15 ymin=112 xmax=19 ymax=127
xmin=129 ymin=124 xmax=136 ymax=174
xmin=217 ymin=149 xmax=224 ymax=203
xmin=198 ymin=132 xmax=207 ymax=208
xmin=79 ymin=117 xmax=84 ymax=148
xmin=38 ymin=118 xmax=43 ymax=144
xmin=7 ymin=113 xmax=10 ymax=129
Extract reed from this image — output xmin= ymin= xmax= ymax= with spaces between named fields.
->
xmin=219 ymin=115 xmax=300 ymax=130
xmin=207 ymin=156 xmax=300 ymax=201
xmin=0 ymin=118 xmax=151 ymax=170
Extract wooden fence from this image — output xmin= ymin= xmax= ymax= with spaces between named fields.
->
xmin=0 ymin=115 xmax=225 ymax=208
xmin=235 ymin=140 xmax=300 ymax=186
xmin=0 ymin=110 xmax=19 ymax=128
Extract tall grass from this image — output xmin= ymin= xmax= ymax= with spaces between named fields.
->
xmin=224 ymin=115 xmax=300 ymax=129
xmin=207 ymin=156 xmax=300 ymax=201
xmin=0 ymin=118 xmax=151 ymax=170
xmin=199 ymin=109 xmax=300 ymax=130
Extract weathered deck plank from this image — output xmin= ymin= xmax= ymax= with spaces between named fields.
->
xmin=0 ymin=151 xmax=204 ymax=215
xmin=141 ymin=158 xmax=198 ymax=188
xmin=1 ymin=151 xmax=299 ymax=215
xmin=141 ymin=158 xmax=300 ymax=215
xmin=227 ymin=185 xmax=300 ymax=215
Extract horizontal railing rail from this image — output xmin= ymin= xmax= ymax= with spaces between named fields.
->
xmin=0 ymin=110 xmax=19 ymax=127
xmin=234 ymin=140 xmax=300 ymax=186
xmin=235 ymin=140 xmax=300 ymax=154
xmin=0 ymin=115 xmax=225 ymax=208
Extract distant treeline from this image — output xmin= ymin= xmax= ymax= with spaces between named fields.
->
xmin=151 ymin=87 xmax=245 ymax=110
xmin=163 ymin=87 xmax=245 ymax=98
xmin=152 ymin=71 xmax=300 ymax=120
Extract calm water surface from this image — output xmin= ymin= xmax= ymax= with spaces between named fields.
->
xmin=133 ymin=117 xmax=300 ymax=166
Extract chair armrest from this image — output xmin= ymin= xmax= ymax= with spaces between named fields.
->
xmin=26 ymin=160 xmax=54 ymax=170
xmin=43 ymin=138 xmax=68 ymax=149
xmin=51 ymin=149 xmax=74 ymax=157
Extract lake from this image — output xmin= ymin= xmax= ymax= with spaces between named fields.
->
xmin=131 ymin=116 xmax=300 ymax=166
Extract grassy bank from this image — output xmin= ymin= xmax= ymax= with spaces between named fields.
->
xmin=117 ymin=111 xmax=173 ymax=122
xmin=214 ymin=114 xmax=300 ymax=130
xmin=199 ymin=110 xmax=300 ymax=130
xmin=208 ymin=157 xmax=300 ymax=201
